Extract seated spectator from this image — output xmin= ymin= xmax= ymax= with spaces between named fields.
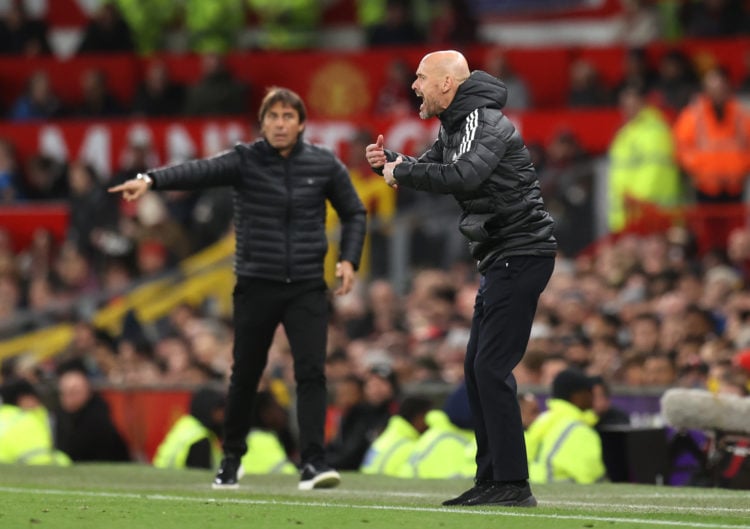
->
xmin=0 ymin=378 xmax=71 ymax=465
xmin=73 ymin=68 xmax=123 ymax=118
xmin=183 ymin=0 xmax=244 ymax=53
xmin=614 ymin=0 xmax=662 ymax=47
xmin=23 ymin=154 xmax=68 ymax=201
xmin=567 ymin=59 xmax=611 ymax=108
xmin=651 ymin=49 xmax=699 ymax=111
xmin=132 ymin=60 xmax=185 ymax=117
xmin=77 ymin=2 xmax=134 ymax=54
xmin=483 ymin=48 xmax=531 ymax=111
xmin=0 ymin=138 xmax=22 ymax=202
xmin=247 ymin=0 xmax=321 ymax=50
xmin=153 ymin=386 xmax=225 ymax=470
xmin=0 ymin=0 xmax=51 ymax=56
xmin=398 ymin=407 xmax=475 ymax=479
xmin=373 ymin=59 xmax=421 ymax=118
xmin=366 ymin=0 xmax=423 ymax=47
xmin=360 ymin=395 xmax=432 ymax=476
xmin=9 ymin=70 xmax=64 ymax=121
xmin=613 ymin=48 xmax=657 ymax=100
xmin=538 ymin=131 xmax=595 ymax=257
xmin=240 ymin=390 xmax=297 ymax=475
xmin=114 ymin=0 xmax=179 ymax=55
xmin=183 ymin=53 xmax=247 ymax=116
xmin=428 ymin=0 xmax=477 ymax=46
xmin=526 ymin=368 xmax=605 ymax=484
xmin=680 ymin=0 xmax=745 ymax=38
xmin=607 ymin=83 xmax=682 ymax=233
xmin=54 ymin=362 xmax=131 ymax=462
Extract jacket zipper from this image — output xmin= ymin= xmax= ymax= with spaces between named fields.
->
xmin=283 ymin=157 xmax=292 ymax=283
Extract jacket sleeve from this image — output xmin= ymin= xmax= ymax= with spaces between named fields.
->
xmin=327 ymin=157 xmax=367 ymax=270
xmin=393 ymin=110 xmax=506 ymax=194
xmin=148 ymin=148 xmax=242 ymax=191
xmin=371 ymin=136 xmax=445 ymax=176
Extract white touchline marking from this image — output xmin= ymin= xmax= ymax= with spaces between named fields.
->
xmin=1 ymin=487 xmax=749 ymax=529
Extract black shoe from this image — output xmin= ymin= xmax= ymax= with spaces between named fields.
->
xmin=462 ymin=481 xmax=537 ymax=507
xmin=298 ymin=461 xmax=341 ymax=491
xmin=442 ymin=481 xmax=492 ymax=506
xmin=212 ymin=456 xmax=244 ymax=490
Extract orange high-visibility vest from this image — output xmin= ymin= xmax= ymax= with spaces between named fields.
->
xmin=673 ymin=95 xmax=750 ymax=197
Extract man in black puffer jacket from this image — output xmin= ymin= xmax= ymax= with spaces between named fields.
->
xmin=366 ymin=50 xmax=556 ymax=507
xmin=110 ymin=87 xmax=366 ymax=492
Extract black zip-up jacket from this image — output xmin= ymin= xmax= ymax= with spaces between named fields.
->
xmin=148 ymin=138 xmax=367 ymax=282
xmin=386 ymin=70 xmax=557 ymax=272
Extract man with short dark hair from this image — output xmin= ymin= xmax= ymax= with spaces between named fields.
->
xmin=110 ymin=87 xmax=367 ymax=491
xmin=525 ymin=368 xmax=605 ymax=484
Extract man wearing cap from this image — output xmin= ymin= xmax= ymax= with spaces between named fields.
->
xmin=525 ymin=368 xmax=606 ymax=484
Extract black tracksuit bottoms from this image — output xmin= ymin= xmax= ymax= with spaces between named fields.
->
xmin=465 ymin=255 xmax=555 ymax=482
xmin=222 ymin=275 xmax=329 ymax=466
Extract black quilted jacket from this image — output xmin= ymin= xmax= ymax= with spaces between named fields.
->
xmin=387 ymin=70 xmax=557 ymax=271
xmin=149 ymin=139 xmax=367 ymax=282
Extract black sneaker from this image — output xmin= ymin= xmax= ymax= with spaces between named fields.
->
xmin=298 ymin=462 xmax=341 ymax=491
xmin=461 ymin=481 xmax=537 ymax=507
xmin=212 ymin=456 xmax=244 ymax=490
xmin=442 ymin=481 xmax=492 ymax=506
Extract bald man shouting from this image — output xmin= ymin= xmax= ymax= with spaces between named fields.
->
xmin=366 ymin=50 xmax=557 ymax=507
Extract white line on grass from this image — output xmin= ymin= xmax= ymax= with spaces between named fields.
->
xmin=1 ymin=487 xmax=749 ymax=529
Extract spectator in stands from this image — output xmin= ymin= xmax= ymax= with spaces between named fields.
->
xmin=0 ymin=378 xmax=71 ymax=465
xmin=109 ymin=87 xmax=366 ymax=491
xmin=374 ymin=59 xmax=421 ymax=118
xmin=360 ymin=395 xmax=433 ymax=476
xmin=76 ymin=2 xmax=134 ymax=54
xmin=183 ymin=0 xmax=244 ymax=53
xmin=0 ymin=0 xmax=51 ymax=56
xmin=247 ymin=0 xmax=322 ymax=50
xmin=66 ymin=161 xmax=120 ymax=262
xmin=538 ymin=130 xmax=595 ymax=257
xmin=73 ymin=68 xmax=123 ymax=118
xmin=183 ymin=53 xmax=248 ymax=116
xmin=132 ymin=60 xmax=185 ymax=117
xmin=607 ymin=83 xmax=682 ymax=234
xmin=366 ymin=0 xmax=423 ymax=47
xmin=518 ymin=392 xmax=540 ymax=430
xmin=567 ymin=59 xmax=611 ymax=108
xmin=615 ymin=0 xmax=662 ymax=47
xmin=114 ymin=0 xmax=178 ymax=54
xmin=428 ymin=0 xmax=477 ymax=46
xmin=22 ymin=154 xmax=68 ymax=201
xmin=153 ymin=386 xmax=225 ymax=470
xmin=54 ymin=362 xmax=131 ymax=462
xmin=369 ymin=50 xmax=555 ymax=507
xmin=613 ymin=48 xmax=656 ymax=101
xmin=651 ymin=49 xmax=699 ymax=111
xmin=9 ymin=70 xmax=64 ymax=121
xmin=526 ymin=368 xmax=605 ymax=484
xmin=680 ymin=0 xmax=745 ymax=38
xmin=483 ymin=48 xmax=531 ymax=111
xmin=673 ymin=66 xmax=750 ymax=204
xmin=0 ymin=138 xmax=22 ymax=202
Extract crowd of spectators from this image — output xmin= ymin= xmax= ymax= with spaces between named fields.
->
xmin=1 ymin=0 xmax=750 ymax=474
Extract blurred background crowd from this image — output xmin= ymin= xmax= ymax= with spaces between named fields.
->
xmin=1 ymin=0 xmax=750 ymax=486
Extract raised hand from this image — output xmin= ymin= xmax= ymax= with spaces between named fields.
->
xmin=108 ymin=174 xmax=151 ymax=202
xmin=365 ymin=134 xmax=387 ymax=169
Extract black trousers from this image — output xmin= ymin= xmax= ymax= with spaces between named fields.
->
xmin=465 ymin=255 xmax=554 ymax=482
xmin=222 ymin=276 xmax=329 ymax=466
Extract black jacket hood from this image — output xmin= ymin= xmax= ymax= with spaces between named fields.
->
xmin=440 ymin=70 xmax=508 ymax=134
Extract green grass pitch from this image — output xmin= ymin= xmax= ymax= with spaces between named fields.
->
xmin=1 ymin=464 xmax=749 ymax=529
